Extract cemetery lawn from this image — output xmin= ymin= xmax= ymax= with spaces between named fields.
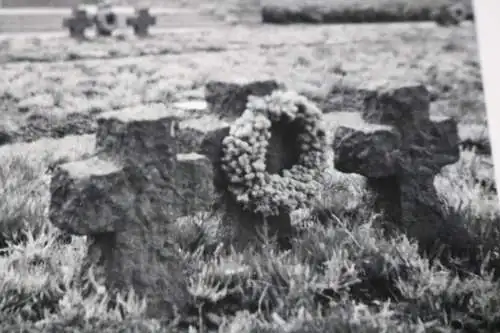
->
xmin=0 ymin=22 xmax=499 ymax=332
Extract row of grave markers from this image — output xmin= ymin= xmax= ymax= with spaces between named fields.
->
xmin=63 ymin=7 xmax=156 ymax=39
xmin=48 ymin=79 xmax=477 ymax=318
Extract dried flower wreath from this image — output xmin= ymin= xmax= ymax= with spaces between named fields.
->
xmin=221 ymin=90 xmax=327 ymax=216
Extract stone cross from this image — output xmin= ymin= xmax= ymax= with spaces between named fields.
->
xmin=62 ymin=8 xmax=93 ymax=39
xmin=171 ymin=80 xmax=298 ymax=251
xmin=49 ymin=103 xmax=214 ymax=318
xmin=332 ymin=82 xmax=480 ymax=257
xmin=126 ymin=8 xmax=156 ymax=37
xmin=169 ymin=80 xmax=299 ymax=251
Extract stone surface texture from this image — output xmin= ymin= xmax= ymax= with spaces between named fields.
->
xmin=178 ymin=114 xmax=229 ymax=153
xmin=204 ymin=79 xmax=282 ymax=119
xmin=314 ymin=86 xmax=373 ymax=113
xmin=49 ymin=103 xmax=215 ymax=318
xmin=332 ymin=81 xmax=477 ymax=256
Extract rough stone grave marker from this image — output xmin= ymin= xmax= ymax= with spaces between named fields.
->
xmin=62 ymin=7 xmax=93 ymax=39
xmin=184 ymin=82 xmax=326 ymax=252
xmin=332 ymin=81 xmax=478 ymax=257
xmin=126 ymin=8 xmax=157 ymax=37
xmin=198 ymin=92 xmax=327 ymax=251
xmin=49 ymin=103 xmax=214 ymax=318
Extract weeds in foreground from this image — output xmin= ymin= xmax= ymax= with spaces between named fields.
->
xmin=0 ymin=132 xmax=498 ymax=332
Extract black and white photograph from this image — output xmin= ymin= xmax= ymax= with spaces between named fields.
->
xmin=0 ymin=0 xmax=499 ymax=331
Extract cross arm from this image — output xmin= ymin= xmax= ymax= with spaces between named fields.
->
xmin=408 ymin=116 xmax=460 ymax=173
xmin=333 ymin=124 xmax=401 ymax=178
xmin=49 ymin=156 xmax=133 ymax=235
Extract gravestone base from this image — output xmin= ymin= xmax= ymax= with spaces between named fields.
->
xmin=219 ymin=195 xmax=294 ymax=252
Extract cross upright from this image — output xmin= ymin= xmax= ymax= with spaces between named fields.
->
xmin=49 ymin=103 xmax=214 ymax=318
xmin=332 ymin=81 xmax=464 ymax=252
xmin=62 ymin=7 xmax=93 ymax=39
xmin=204 ymin=79 xmax=282 ymax=119
xmin=126 ymin=8 xmax=157 ymax=37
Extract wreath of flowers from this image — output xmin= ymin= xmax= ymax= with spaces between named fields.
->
xmin=95 ymin=2 xmax=119 ymax=35
xmin=221 ymin=90 xmax=327 ymax=217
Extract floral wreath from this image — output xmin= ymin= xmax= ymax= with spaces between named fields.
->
xmin=221 ymin=90 xmax=327 ymax=217
xmin=94 ymin=2 xmax=118 ymax=35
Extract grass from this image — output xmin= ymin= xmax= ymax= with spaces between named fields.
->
xmin=0 ymin=139 xmax=499 ymax=332
xmin=0 ymin=23 xmax=488 ymax=142
xmin=0 ymin=20 xmax=499 ymax=332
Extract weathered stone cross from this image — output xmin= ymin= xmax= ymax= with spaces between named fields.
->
xmin=49 ymin=103 xmax=214 ymax=318
xmin=332 ymin=81 xmax=471 ymax=253
xmin=126 ymin=8 xmax=157 ymax=37
xmin=179 ymin=78 xmax=296 ymax=251
xmin=62 ymin=8 xmax=93 ymax=39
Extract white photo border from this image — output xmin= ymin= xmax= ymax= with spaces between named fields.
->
xmin=474 ymin=0 xmax=500 ymax=199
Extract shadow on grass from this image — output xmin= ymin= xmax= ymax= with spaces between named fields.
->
xmin=261 ymin=4 xmax=474 ymax=24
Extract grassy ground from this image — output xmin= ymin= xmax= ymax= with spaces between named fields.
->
xmin=0 ymin=22 xmax=499 ymax=332
xmin=0 ymin=23 xmax=489 ymax=144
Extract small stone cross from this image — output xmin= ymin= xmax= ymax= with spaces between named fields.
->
xmin=49 ymin=103 xmax=214 ymax=318
xmin=332 ymin=81 xmax=470 ymax=253
xmin=126 ymin=8 xmax=156 ymax=37
xmin=172 ymin=80 xmax=295 ymax=251
xmin=62 ymin=8 xmax=93 ymax=39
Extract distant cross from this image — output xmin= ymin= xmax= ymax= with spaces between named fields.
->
xmin=62 ymin=8 xmax=93 ymax=39
xmin=126 ymin=8 xmax=156 ymax=37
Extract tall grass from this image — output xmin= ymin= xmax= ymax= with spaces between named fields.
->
xmin=0 ymin=129 xmax=498 ymax=332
